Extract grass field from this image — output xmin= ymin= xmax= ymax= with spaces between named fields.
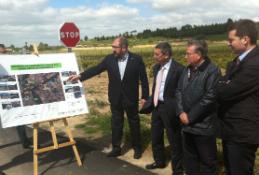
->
xmin=73 ymin=40 xmax=234 ymax=75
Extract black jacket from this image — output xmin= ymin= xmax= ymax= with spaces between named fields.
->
xmin=176 ymin=58 xmax=221 ymax=135
xmin=79 ymin=52 xmax=149 ymax=107
xmin=151 ymin=59 xmax=184 ymax=121
xmin=216 ymin=46 xmax=259 ymax=144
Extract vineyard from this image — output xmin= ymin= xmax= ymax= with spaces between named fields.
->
xmin=73 ymin=41 xmax=234 ymax=75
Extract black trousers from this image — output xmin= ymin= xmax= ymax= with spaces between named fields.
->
xmin=151 ymin=103 xmax=183 ymax=175
xmin=110 ymin=101 xmax=141 ymax=151
xmin=223 ymin=141 xmax=258 ymax=175
xmin=182 ymin=132 xmax=217 ymax=175
xmin=16 ymin=126 xmax=29 ymax=146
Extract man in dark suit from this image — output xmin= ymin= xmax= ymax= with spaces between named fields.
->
xmin=216 ymin=19 xmax=259 ymax=175
xmin=144 ymin=42 xmax=184 ymax=175
xmin=175 ymin=38 xmax=220 ymax=175
xmin=68 ymin=37 xmax=149 ymax=159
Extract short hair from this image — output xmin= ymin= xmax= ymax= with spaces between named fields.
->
xmin=118 ymin=37 xmax=128 ymax=48
xmin=0 ymin=44 xmax=5 ymax=49
xmin=155 ymin=42 xmax=172 ymax=57
xmin=228 ymin=19 xmax=257 ymax=45
xmin=187 ymin=38 xmax=208 ymax=58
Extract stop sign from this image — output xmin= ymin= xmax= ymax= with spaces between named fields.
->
xmin=59 ymin=22 xmax=80 ymax=48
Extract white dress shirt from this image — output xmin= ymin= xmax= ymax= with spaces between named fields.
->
xmin=238 ymin=47 xmax=254 ymax=62
xmin=158 ymin=59 xmax=172 ymax=101
xmin=118 ymin=52 xmax=129 ymax=80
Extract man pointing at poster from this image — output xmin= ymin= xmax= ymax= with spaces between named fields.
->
xmin=68 ymin=37 xmax=149 ymax=159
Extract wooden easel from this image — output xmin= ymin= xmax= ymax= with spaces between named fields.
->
xmin=31 ymin=44 xmax=82 ymax=175
xmin=33 ymin=118 xmax=82 ymax=175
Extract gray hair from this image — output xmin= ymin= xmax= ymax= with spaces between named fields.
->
xmin=155 ymin=42 xmax=172 ymax=57
xmin=187 ymin=38 xmax=208 ymax=58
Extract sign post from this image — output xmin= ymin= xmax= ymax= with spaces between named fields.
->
xmin=59 ymin=22 xmax=80 ymax=52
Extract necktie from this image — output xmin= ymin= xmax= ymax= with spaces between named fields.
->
xmin=118 ymin=56 xmax=126 ymax=62
xmin=235 ymin=58 xmax=240 ymax=67
xmin=153 ymin=67 xmax=165 ymax=107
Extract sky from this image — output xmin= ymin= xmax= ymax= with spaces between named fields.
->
xmin=0 ymin=0 xmax=258 ymax=47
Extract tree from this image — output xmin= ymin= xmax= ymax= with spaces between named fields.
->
xmin=10 ymin=44 xmax=15 ymax=50
xmin=84 ymin=35 xmax=88 ymax=41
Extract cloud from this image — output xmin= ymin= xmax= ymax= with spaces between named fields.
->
xmin=128 ymin=0 xmax=259 ymax=29
xmin=0 ymin=1 xmax=140 ymax=46
xmin=127 ymin=0 xmax=149 ymax=3
xmin=0 ymin=0 xmax=258 ymax=47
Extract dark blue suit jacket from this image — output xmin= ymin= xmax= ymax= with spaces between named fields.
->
xmin=80 ymin=52 xmax=149 ymax=107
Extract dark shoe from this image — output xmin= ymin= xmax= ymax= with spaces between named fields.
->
xmin=23 ymin=140 xmax=33 ymax=149
xmin=172 ymin=170 xmax=185 ymax=175
xmin=133 ymin=149 xmax=142 ymax=159
xmin=107 ymin=149 xmax=121 ymax=157
xmin=145 ymin=162 xmax=166 ymax=169
xmin=0 ymin=171 xmax=6 ymax=175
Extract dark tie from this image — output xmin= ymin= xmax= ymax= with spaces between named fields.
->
xmin=118 ymin=56 xmax=126 ymax=62
xmin=235 ymin=58 xmax=240 ymax=66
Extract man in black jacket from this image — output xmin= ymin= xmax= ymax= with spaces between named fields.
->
xmin=144 ymin=42 xmax=184 ymax=175
xmin=216 ymin=19 xmax=259 ymax=175
xmin=68 ymin=37 xmax=149 ymax=159
xmin=175 ymin=38 xmax=220 ymax=175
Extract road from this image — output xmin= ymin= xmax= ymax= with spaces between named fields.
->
xmin=0 ymin=126 xmax=157 ymax=175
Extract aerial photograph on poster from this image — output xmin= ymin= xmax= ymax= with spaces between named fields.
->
xmin=18 ymin=72 xmax=65 ymax=106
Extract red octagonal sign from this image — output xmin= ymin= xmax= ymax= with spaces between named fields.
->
xmin=59 ymin=22 xmax=80 ymax=48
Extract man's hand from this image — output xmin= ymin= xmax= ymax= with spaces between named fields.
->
xmin=140 ymin=99 xmax=146 ymax=108
xmin=67 ymin=74 xmax=81 ymax=82
xmin=179 ymin=112 xmax=190 ymax=125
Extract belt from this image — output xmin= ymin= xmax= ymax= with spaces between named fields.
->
xmin=158 ymin=100 xmax=164 ymax=105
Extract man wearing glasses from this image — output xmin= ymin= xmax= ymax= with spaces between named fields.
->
xmin=175 ymin=38 xmax=220 ymax=175
xmin=68 ymin=37 xmax=149 ymax=159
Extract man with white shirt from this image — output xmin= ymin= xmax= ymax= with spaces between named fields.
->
xmin=216 ymin=19 xmax=259 ymax=175
xmin=145 ymin=42 xmax=184 ymax=175
xmin=68 ymin=37 xmax=149 ymax=159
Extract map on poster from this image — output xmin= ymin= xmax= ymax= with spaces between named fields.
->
xmin=0 ymin=53 xmax=88 ymax=128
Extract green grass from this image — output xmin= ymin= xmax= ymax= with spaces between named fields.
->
xmin=87 ymin=99 xmax=109 ymax=108
xmin=76 ymin=109 xmax=152 ymax=149
xmin=124 ymin=115 xmax=152 ymax=149
xmin=79 ymin=37 xmax=184 ymax=47
xmin=76 ymin=108 xmax=112 ymax=135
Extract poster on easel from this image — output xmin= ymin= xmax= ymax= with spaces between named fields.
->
xmin=0 ymin=53 xmax=88 ymax=128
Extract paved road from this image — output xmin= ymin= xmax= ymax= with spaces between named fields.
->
xmin=0 ymin=126 xmax=156 ymax=175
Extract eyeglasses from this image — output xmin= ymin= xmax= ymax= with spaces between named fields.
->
xmin=112 ymin=45 xmax=121 ymax=49
xmin=185 ymin=52 xmax=196 ymax=56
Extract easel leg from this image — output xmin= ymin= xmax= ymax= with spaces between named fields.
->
xmin=63 ymin=118 xmax=82 ymax=166
xmin=49 ymin=121 xmax=58 ymax=149
xmin=33 ymin=123 xmax=39 ymax=175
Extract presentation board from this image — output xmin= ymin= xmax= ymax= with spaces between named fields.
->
xmin=0 ymin=53 xmax=88 ymax=128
